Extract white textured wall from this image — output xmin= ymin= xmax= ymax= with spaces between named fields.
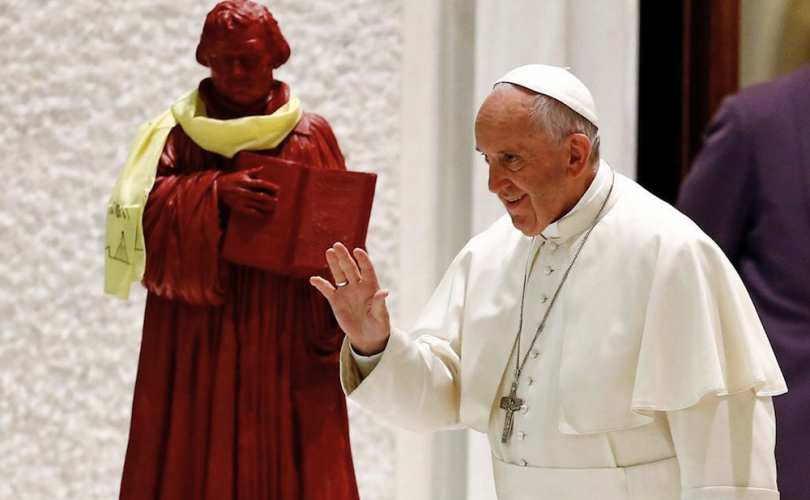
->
xmin=0 ymin=1 xmax=400 ymax=499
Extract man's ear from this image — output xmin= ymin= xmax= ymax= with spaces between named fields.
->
xmin=566 ymin=133 xmax=593 ymax=176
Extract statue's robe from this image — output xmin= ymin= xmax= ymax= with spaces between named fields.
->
xmin=119 ymin=80 xmax=359 ymax=500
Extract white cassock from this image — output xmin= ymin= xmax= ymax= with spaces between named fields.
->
xmin=341 ymin=160 xmax=787 ymax=500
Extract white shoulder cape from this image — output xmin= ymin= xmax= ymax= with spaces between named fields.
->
xmin=413 ymin=174 xmax=786 ymax=434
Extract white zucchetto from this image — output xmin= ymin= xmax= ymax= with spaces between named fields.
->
xmin=495 ymin=64 xmax=599 ymax=128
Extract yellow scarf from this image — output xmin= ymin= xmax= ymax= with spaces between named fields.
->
xmin=104 ymin=89 xmax=303 ymax=299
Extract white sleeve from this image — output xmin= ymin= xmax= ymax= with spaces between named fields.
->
xmin=337 ymin=249 xmax=470 ymax=433
xmin=666 ymin=391 xmax=779 ymax=500
xmin=349 ymin=344 xmax=383 ymax=379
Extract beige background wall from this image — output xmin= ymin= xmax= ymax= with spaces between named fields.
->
xmin=740 ymin=0 xmax=810 ymax=88
xmin=740 ymin=0 xmax=790 ymax=87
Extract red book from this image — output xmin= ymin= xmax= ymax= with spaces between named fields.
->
xmin=222 ymin=152 xmax=377 ymax=277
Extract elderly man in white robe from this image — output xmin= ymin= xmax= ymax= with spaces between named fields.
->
xmin=310 ymin=65 xmax=786 ymax=500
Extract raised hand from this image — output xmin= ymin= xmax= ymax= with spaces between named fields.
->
xmin=309 ymin=243 xmax=391 ymax=355
xmin=217 ymin=166 xmax=280 ymax=217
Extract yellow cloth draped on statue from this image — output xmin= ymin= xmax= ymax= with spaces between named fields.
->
xmin=104 ymin=89 xmax=302 ymax=299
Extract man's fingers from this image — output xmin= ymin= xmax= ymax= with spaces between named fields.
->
xmin=353 ymin=248 xmax=380 ymax=287
xmin=370 ymin=289 xmax=390 ymax=324
xmin=309 ymin=276 xmax=337 ymax=301
xmin=325 ymin=248 xmax=348 ymax=285
xmin=333 ymin=243 xmax=362 ymax=283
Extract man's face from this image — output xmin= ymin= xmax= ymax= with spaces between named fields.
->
xmin=474 ymin=86 xmax=575 ymax=236
xmin=207 ymin=22 xmax=275 ymax=106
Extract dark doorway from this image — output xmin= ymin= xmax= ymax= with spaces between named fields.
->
xmin=636 ymin=0 xmax=740 ymax=204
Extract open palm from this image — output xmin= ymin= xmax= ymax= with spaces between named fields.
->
xmin=310 ymin=243 xmax=391 ymax=355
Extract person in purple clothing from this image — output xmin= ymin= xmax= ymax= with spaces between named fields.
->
xmin=678 ymin=64 xmax=810 ymax=500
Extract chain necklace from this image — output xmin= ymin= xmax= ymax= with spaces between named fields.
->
xmin=500 ymin=170 xmax=616 ymax=443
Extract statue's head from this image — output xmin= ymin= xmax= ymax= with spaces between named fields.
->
xmin=196 ymin=0 xmax=291 ymax=106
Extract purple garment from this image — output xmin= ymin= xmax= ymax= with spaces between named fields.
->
xmin=678 ymin=65 xmax=810 ymax=499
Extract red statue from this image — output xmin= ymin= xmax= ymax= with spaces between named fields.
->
xmin=117 ymin=2 xmax=360 ymax=499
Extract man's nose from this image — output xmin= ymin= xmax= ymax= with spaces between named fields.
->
xmin=488 ymin=164 xmax=508 ymax=193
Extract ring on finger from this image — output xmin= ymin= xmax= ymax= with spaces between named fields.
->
xmin=335 ymin=280 xmax=349 ymax=288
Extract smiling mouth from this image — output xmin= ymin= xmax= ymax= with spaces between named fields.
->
xmin=503 ymin=194 xmax=526 ymax=206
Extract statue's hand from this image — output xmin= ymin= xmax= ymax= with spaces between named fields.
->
xmin=309 ymin=243 xmax=391 ymax=356
xmin=217 ymin=167 xmax=280 ymax=217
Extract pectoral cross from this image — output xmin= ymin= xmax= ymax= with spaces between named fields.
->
xmin=499 ymin=381 xmax=524 ymax=443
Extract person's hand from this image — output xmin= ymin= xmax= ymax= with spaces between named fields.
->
xmin=217 ymin=166 xmax=279 ymax=217
xmin=309 ymin=243 xmax=391 ymax=355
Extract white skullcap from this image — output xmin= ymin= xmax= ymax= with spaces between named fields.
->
xmin=494 ymin=64 xmax=599 ymax=128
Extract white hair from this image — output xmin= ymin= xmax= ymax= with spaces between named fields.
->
xmin=495 ymin=82 xmax=600 ymax=165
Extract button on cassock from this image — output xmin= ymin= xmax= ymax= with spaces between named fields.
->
xmin=545 ymin=266 xmax=554 ymax=275
xmin=540 ymin=294 xmax=549 ymax=304
xmin=520 ymin=404 xmax=529 ymax=415
xmin=530 ymin=350 xmax=540 ymax=359
xmin=517 ymin=431 xmax=527 ymax=440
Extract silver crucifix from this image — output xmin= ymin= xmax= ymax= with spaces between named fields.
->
xmin=499 ymin=382 xmax=524 ymax=443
